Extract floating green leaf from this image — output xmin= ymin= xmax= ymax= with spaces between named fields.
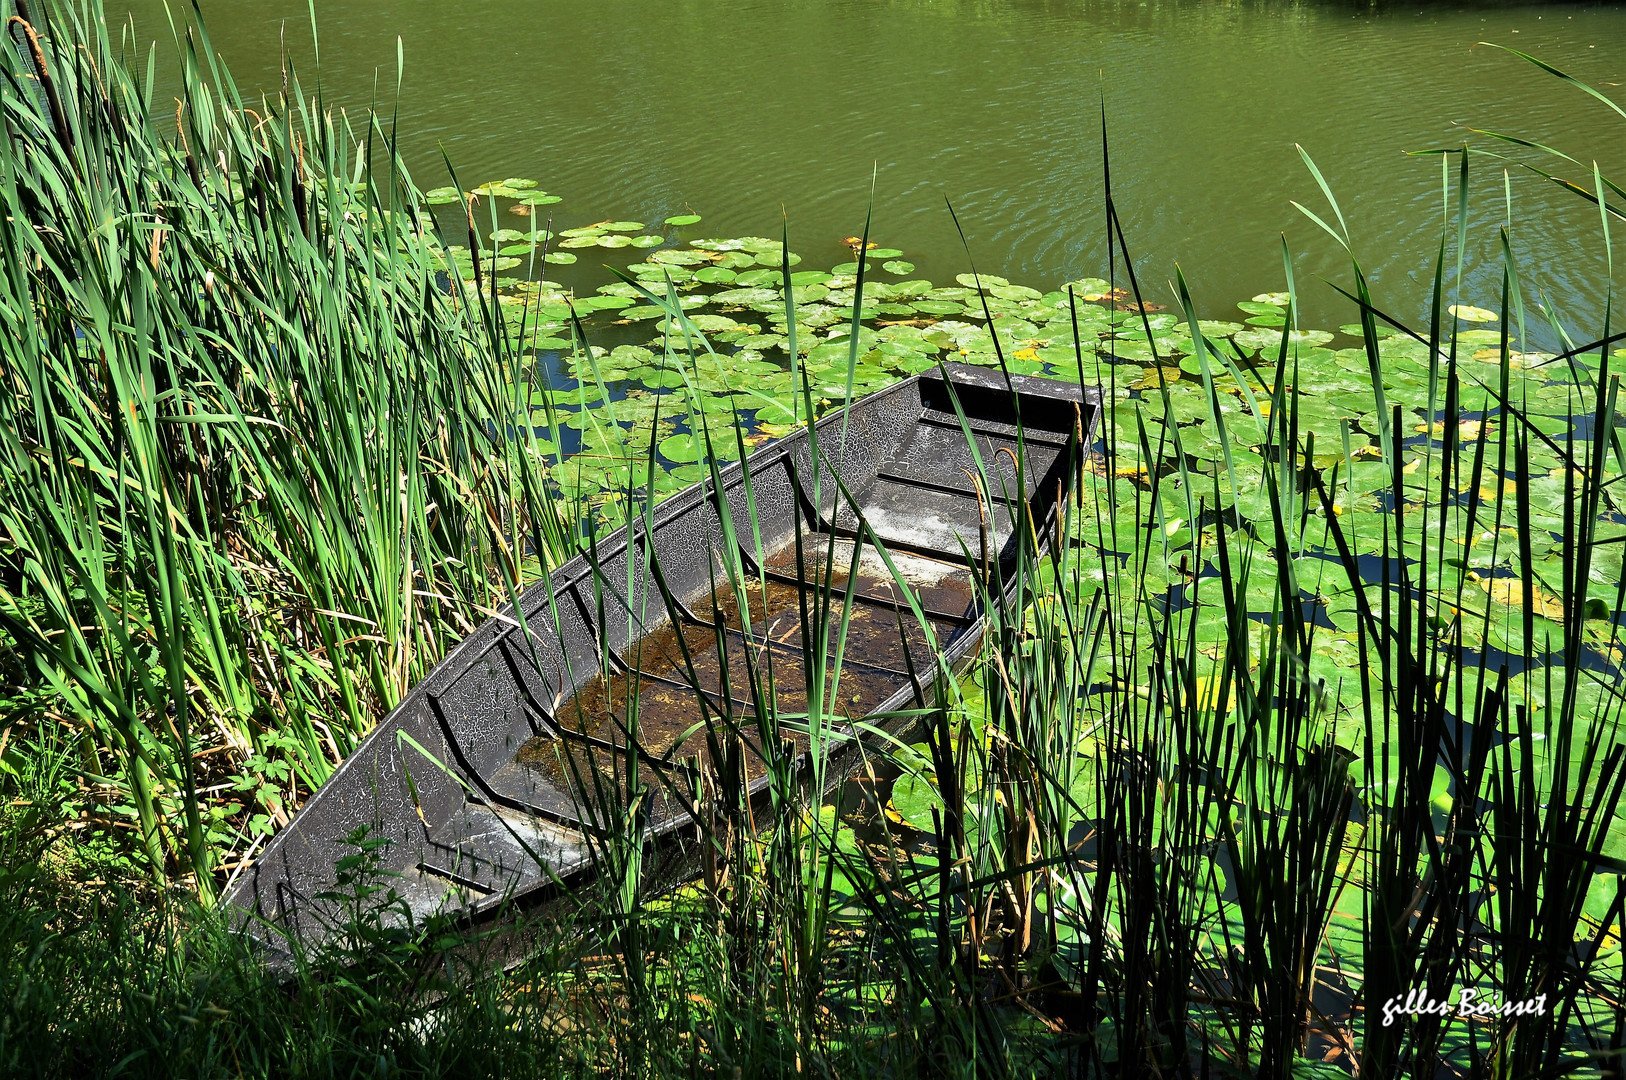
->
xmin=651 ymin=248 xmax=713 ymax=266
xmin=658 ymin=433 xmax=701 ymax=462
xmin=1233 ymin=328 xmax=1334 ymax=352
xmin=956 ymin=273 xmax=1009 ymax=290
xmin=712 ymin=287 xmax=780 ymax=307
xmin=1338 ymin=322 xmax=1396 ymax=339
xmin=888 ymin=772 xmax=941 ymax=831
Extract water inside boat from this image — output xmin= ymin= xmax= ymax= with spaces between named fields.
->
xmin=514 ymin=535 xmax=979 ymax=797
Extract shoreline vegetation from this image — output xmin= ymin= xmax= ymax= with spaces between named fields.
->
xmin=5 ymin=1 xmax=1626 ymax=1076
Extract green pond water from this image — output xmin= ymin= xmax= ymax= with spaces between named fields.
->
xmin=69 ymin=0 xmax=1626 ymax=1006
xmin=98 ymin=2 xmax=1626 ymax=678
xmin=86 ymin=0 xmax=1626 ymax=963
xmin=112 ymin=0 xmax=1626 ymax=328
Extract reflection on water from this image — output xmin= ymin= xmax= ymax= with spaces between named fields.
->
xmin=110 ymin=0 xmax=1626 ymax=331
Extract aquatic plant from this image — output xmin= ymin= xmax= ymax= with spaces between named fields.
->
xmin=0 ymin=0 xmax=573 ymax=896
xmin=4 ymin=0 xmax=1626 ymax=1075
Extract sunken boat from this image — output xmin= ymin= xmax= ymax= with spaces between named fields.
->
xmin=224 ymin=362 xmax=1100 ymax=948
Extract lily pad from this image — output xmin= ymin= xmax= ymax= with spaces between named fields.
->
xmin=634 ymin=366 xmax=687 ymax=388
xmin=424 ymin=186 xmax=463 ymax=205
xmin=888 ymin=279 xmax=934 ymax=300
xmin=660 ymin=430 xmax=741 ymax=462
xmin=956 ymin=273 xmax=1009 ymax=290
xmin=1064 ymin=277 xmax=1113 ymax=299
xmin=1237 ymin=301 xmax=1283 ymax=316
xmin=1234 ymin=328 xmax=1335 ymax=352
xmin=669 ymin=312 xmax=742 ymax=333
xmin=752 ymin=400 xmax=801 ymax=425
xmin=888 ymin=772 xmax=942 ymax=831
xmin=712 ymin=287 xmax=780 ymax=307
xmin=544 ymin=251 xmax=577 ymax=265
xmin=1449 ymin=304 xmax=1498 ymax=323
xmin=1339 ymin=322 xmax=1397 ymax=339
xmin=611 ymin=345 xmax=655 ymax=365
xmin=599 ymin=221 xmax=645 ymax=232
xmin=651 ymin=248 xmax=713 ymax=266
xmin=628 ymin=234 xmax=665 ymax=248
xmin=664 ymin=214 xmax=703 ymax=226
xmin=657 ymin=433 xmax=701 ymax=462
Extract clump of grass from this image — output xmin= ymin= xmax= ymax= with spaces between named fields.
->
xmin=0 ymin=0 xmax=570 ymax=896
xmin=4 ymin=0 xmax=1626 ymax=1075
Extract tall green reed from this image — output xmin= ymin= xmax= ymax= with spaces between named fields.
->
xmin=0 ymin=0 xmax=572 ymax=895
xmin=493 ymin=68 xmax=1626 ymax=1071
xmin=5 ymin=2 xmax=1626 ymax=1074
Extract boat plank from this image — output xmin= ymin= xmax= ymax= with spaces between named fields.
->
xmin=224 ymin=364 xmax=1100 ymax=962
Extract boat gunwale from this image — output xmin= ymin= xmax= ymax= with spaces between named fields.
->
xmin=224 ymin=363 xmax=1099 ymax=938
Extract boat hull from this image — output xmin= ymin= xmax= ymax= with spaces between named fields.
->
xmin=224 ymin=363 xmax=1099 ymax=949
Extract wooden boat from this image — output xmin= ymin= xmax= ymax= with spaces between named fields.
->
xmin=224 ymin=362 xmax=1099 ymax=947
